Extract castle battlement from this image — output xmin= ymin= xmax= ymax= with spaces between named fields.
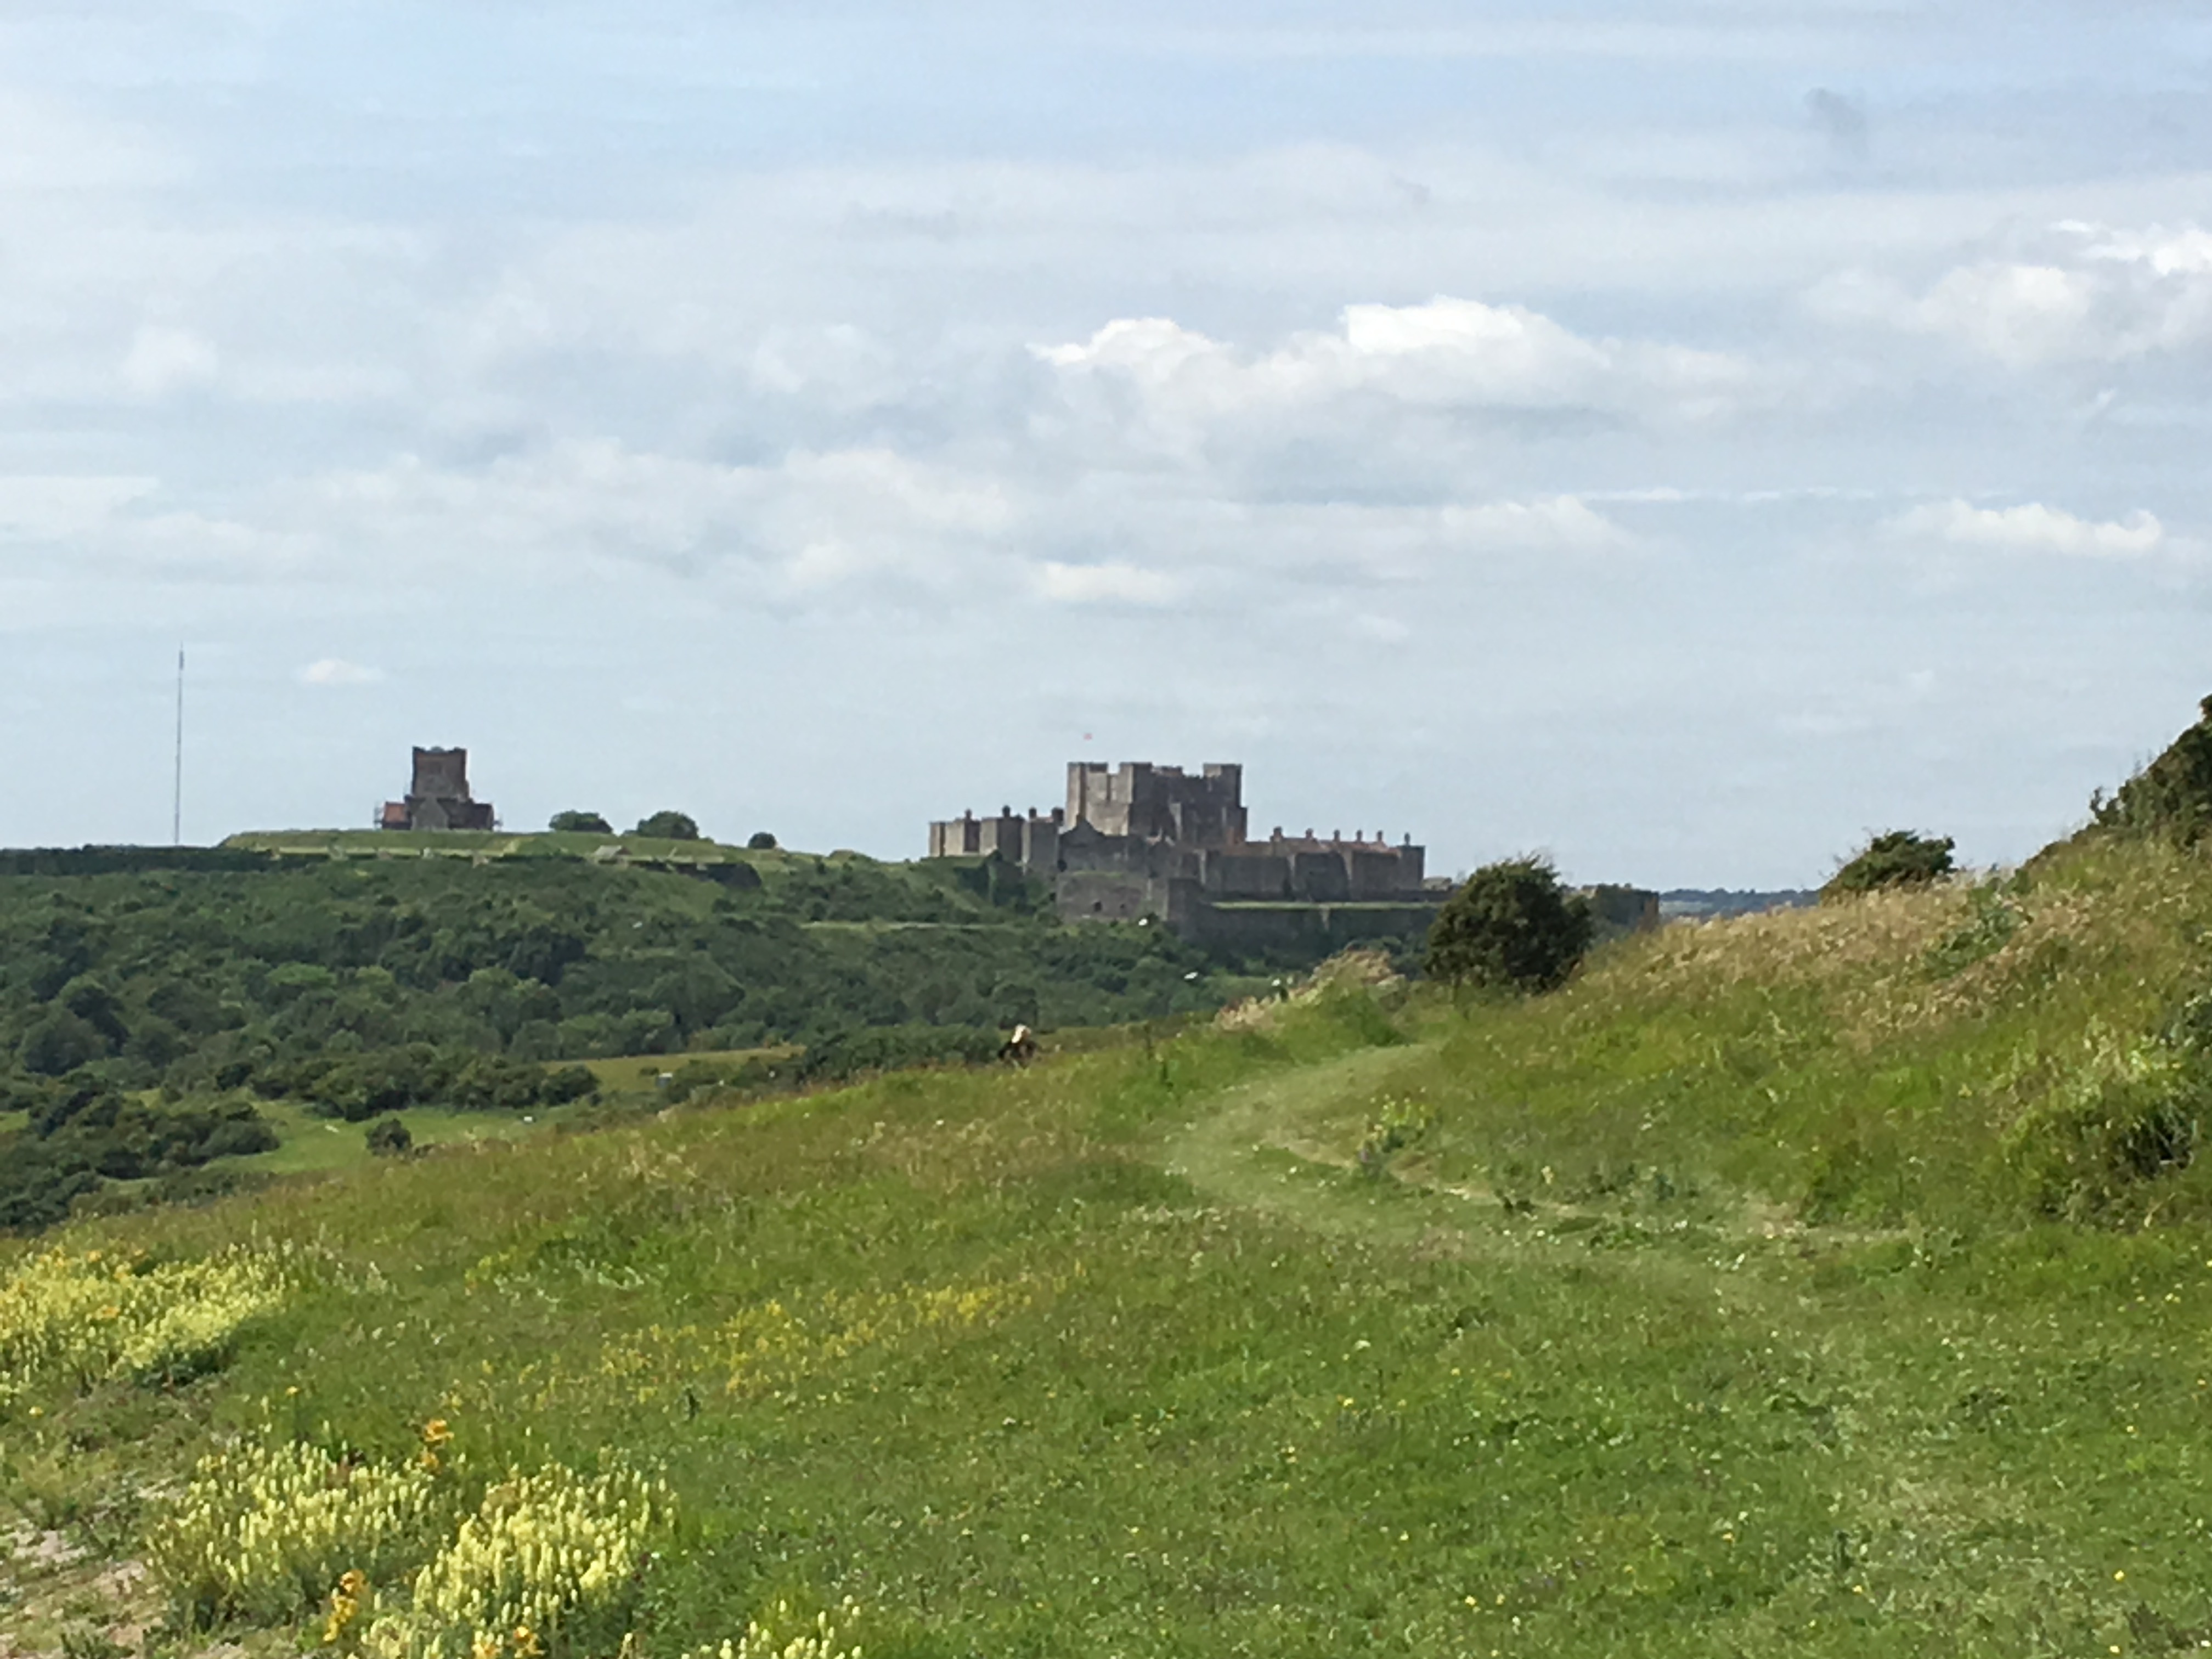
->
xmin=928 ymin=760 xmax=1439 ymax=942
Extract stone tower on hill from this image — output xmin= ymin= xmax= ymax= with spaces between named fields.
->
xmin=379 ymin=747 xmax=496 ymax=832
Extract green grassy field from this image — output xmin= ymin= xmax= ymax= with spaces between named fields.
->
xmin=6 ymin=833 xmax=2212 ymax=1657
xmin=224 ymin=828 xmax=753 ymax=862
xmin=235 ymin=1099 xmax=587 ymax=1175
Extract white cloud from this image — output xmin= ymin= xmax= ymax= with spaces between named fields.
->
xmin=298 ymin=657 xmax=382 ymax=686
xmin=121 ymin=326 xmax=220 ymax=399
xmin=0 ymin=89 xmax=183 ymax=190
xmin=1031 ymin=561 xmax=1186 ymax=607
xmin=1438 ymin=495 xmax=1628 ymax=551
xmin=1887 ymin=499 xmax=2165 ymax=558
xmin=1809 ymin=221 xmax=2212 ymax=368
xmin=1036 ymin=295 xmax=1753 ymax=437
xmin=276 ymin=441 xmax=1019 ymax=595
xmin=0 ymin=476 xmax=155 ymax=539
xmin=1352 ymin=613 xmax=1410 ymax=642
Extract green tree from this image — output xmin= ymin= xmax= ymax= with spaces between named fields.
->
xmin=1822 ymin=830 xmax=1955 ymax=899
xmin=1423 ymin=857 xmax=1593 ymax=994
xmin=746 ymin=831 xmax=778 ymax=850
xmin=364 ymin=1115 xmax=413 ymax=1157
xmin=20 ymin=1008 xmax=107 ymax=1077
xmin=549 ymin=810 xmax=613 ymax=833
xmin=633 ymin=811 xmax=702 ymax=841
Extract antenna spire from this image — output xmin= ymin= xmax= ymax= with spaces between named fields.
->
xmin=172 ymin=647 xmax=184 ymax=846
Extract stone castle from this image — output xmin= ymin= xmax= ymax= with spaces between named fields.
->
xmin=379 ymin=747 xmax=496 ymax=832
xmin=929 ymin=761 xmax=1446 ymax=948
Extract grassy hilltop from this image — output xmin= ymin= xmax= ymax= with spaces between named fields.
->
xmin=6 ymin=706 xmax=2212 ymax=1658
xmin=0 ymin=837 xmax=1288 ymax=1227
xmin=5 ymin=800 xmax=2212 ymax=1656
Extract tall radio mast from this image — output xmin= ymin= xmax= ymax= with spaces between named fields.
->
xmin=172 ymin=647 xmax=184 ymax=846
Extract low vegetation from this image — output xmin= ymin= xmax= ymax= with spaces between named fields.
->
xmin=2 ymin=777 xmax=2210 ymax=1655
xmin=0 ymin=845 xmax=1282 ymax=1229
xmin=7 ymin=697 xmax=2212 ymax=1656
xmin=1820 ymin=828 xmax=1956 ymax=898
xmin=2092 ymin=692 xmax=2212 ymax=844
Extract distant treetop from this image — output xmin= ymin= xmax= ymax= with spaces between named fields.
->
xmin=549 ymin=810 xmax=612 ymax=834
xmin=633 ymin=810 xmax=702 ymax=841
xmin=1822 ymin=830 xmax=1955 ymax=900
xmin=746 ymin=831 xmax=778 ymax=850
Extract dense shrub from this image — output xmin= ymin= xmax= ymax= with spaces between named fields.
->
xmin=2093 ymin=694 xmax=2212 ymax=844
xmin=796 ymin=1024 xmax=1002 ymax=1082
xmin=633 ymin=811 xmax=702 ymax=840
xmin=365 ymin=1115 xmax=414 ymax=1157
xmin=1822 ymin=830 xmax=1956 ymax=899
xmin=0 ymin=1091 xmax=278 ymax=1233
xmin=746 ymin=831 xmax=779 ymax=850
xmin=262 ymin=1046 xmax=600 ymax=1121
xmin=550 ymin=810 xmax=613 ymax=833
xmin=2003 ymin=1037 xmax=2209 ymax=1222
xmin=1423 ymin=858 xmax=1593 ymax=993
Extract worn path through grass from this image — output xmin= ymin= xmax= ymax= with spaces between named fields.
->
xmin=1150 ymin=1025 xmax=2212 ymax=1657
xmin=14 ymin=830 xmax=2212 ymax=1658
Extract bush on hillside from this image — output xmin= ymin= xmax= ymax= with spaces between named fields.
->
xmin=796 ymin=1024 xmax=1002 ymax=1083
xmin=550 ymin=810 xmax=613 ymax=834
xmin=2093 ymin=694 xmax=2212 ymax=844
xmin=746 ymin=831 xmax=778 ymax=850
xmin=2003 ymin=1036 xmax=2209 ymax=1223
xmin=633 ymin=811 xmax=701 ymax=840
xmin=365 ymin=1114 xmax=413 ymax=1157
xmin=0 ymin=1091 xmax=278 ymax=1233
xmin=1423 ymin=857 xmax=1594 ymax=994
xmin=1822 ymin=830 xmax=1956 ymax=899
xmin=255 ymin=1045 xmax=599 ymax=1121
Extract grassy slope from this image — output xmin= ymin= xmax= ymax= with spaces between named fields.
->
xmin=7 ymin=836 xmax=2212 ymax=1657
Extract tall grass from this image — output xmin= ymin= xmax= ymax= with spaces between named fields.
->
xmin=5 ymin=833 xmax=2212 ymax=1656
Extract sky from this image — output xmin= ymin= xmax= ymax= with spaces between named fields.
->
xmin=0 ymin=1 xmax=2207 ymax=886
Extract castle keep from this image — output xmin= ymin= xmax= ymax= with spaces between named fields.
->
xmin=929 ymin=761 xmax=1447 ymax=948
xmin=380 ymin=747 xmax=496 ymax=832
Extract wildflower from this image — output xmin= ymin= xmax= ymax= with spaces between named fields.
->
xmin=0 ymin=1244 xmax=289 ymax=1406
xmin=361 ymin=1460 xmax=672 ymax=1659
xmin=147 ymin=1441 xmax=436 ymax=1627
xmin=322 ymin=1569 xmax=370 ymax=1644
xmin=421 ymin=1417 xmax=455 ymax=1472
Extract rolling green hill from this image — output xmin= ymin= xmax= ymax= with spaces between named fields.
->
xmin=0 ymin=839 xmax=1286 ymax=1229
xmin=5 ymin=782 xmax=2212 ymax=1656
